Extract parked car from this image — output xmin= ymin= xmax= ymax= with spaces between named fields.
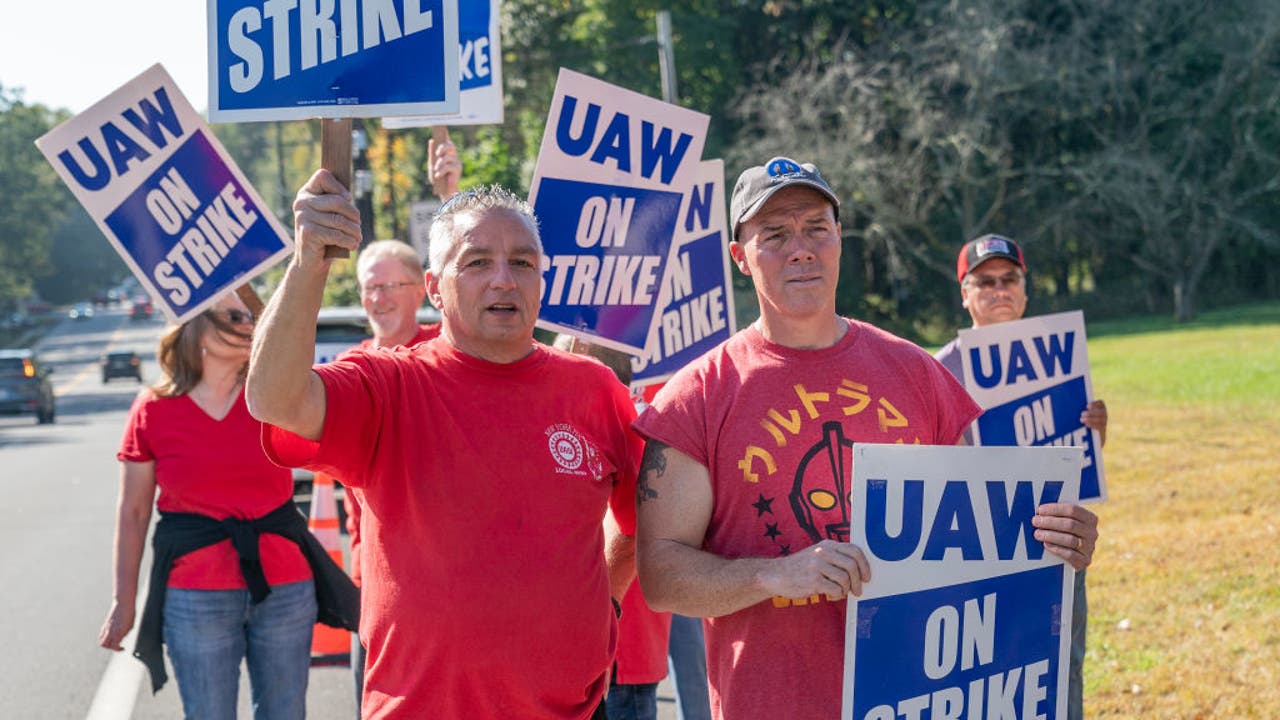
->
xmin=69 ymin=302 xmax=95 ymax=320
xmin=0 ymin=349 xmax=56 ymax=424
xmin=102 ymin=351 xmax=143 ymax=383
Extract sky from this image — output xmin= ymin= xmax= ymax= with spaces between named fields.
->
xmin=2 ymin=1 xmax=210 ymax=114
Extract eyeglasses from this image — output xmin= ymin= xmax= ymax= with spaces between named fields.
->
xmin=964 ymin=272 xmax=1024 ymax=291
xmin=362 ymin=281 xmax=422 ymax=296
xmin=207 ymin=308 xmax=255 ymax=324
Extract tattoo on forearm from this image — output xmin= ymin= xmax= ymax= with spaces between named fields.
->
xmin=637 ymin=441 xmax=668 ymax=504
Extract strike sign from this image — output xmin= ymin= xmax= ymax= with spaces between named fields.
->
xmin=630 ymin=160 xmax=736 ymax=386
xmin=529 ymin=68 xmax=711 ymax=354
xmin=958 ymin=311 xmax=1107 ymax=502
xmin=844 ymin=444 xmax=1081 ymax=720
xmin=36 ymin=65 xmax=292 ymax=323
xmin=208 ymin=0 xmax=460 ymax=121
xmin=383 ymin=0 xmax=504 ymax=127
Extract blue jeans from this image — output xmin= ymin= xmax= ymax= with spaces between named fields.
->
xmin=164 ymin=580 xmax=316 ymax=720
xmin=606 ymin=682 xmax=658 ymax=720
xmin=667 ymin=614 xmax=711 ymax=720
xmin=1068 ymin=568 xmax=1088 ymax=720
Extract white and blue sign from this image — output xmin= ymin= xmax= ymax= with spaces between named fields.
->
xmin=383 ymin=0 xmax=503 ymax=127
xmin=958 ymin=311 xmax=1107 ymax=502
xmin=36 ymin=65 xmax=292 ymax=324
xmin=530 ymin=69 xmax=710 ymax=355
xmin=208 ymin=0 xmax=460 ymax=122
xmin=843 ymin=444 xmax=1081 ymax=720
xmin=631 ymin=160 xmax=736 ymax=386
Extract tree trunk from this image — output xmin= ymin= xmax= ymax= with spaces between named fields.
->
xmin=1173 ymin=277 xmax=1196 ymax=323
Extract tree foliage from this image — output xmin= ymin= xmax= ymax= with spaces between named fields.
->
xmin=732 ymin=0 xmax=1280 ymax=329
xmin=0 ymin=87 xmax=70 ymax=310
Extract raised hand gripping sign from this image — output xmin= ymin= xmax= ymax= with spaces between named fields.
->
xmin=208 ymin=0 xmax=460 ymax=121
xmin=35 ymin=64 xmax=292 ymax=324
xmin=529 ymin=69 xmax=710 ymax=355
xmin=843 ymin=444 xmax=1081 ymax=720
xmin=958 ymin=310 xmax=1107 ymax=502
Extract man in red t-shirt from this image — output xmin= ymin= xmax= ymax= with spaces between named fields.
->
xmin=631 ymin=157 xmax=1101 ymax=720
xmin=248 ymin=177 xmax=642 ymax=720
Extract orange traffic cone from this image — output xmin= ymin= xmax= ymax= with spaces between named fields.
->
xmin=309 ymin=472 xmax=351 ymax=666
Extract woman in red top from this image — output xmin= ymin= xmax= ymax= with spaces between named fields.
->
xmin=98 ymin=292 xmax=316 ymax=719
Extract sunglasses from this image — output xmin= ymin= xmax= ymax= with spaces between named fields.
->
xmin=207 ymin=308 xmax=256 ymax=324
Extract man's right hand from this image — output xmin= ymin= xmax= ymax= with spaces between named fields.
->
xmin=758 ymin=539 xmax=872 ymax=601
xmin=292 ymin=169 xmax=362 ymax=267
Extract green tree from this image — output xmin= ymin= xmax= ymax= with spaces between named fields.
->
xmin=0 ymin=87 xmax=69 ymax=310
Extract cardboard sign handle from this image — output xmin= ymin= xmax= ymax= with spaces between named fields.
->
xmin=321 ymin=118 xmax=354 ymax=259
xmin=235 ymin=283 xmax=265 ymax=318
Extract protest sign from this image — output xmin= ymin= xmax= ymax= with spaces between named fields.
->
xmin=530 ymin=68 xmax=710 ymax=354
xmin=382 ymin=0 xmax=503 ymax=127
xmin=843 ymin=444 xmax=1081 ymax=720
xmin=207 ymin=0 xmax=460 ymax=122
xmin=958 ymin=310 xmax=1107 ymax=502
xmin=630 ymin=160 xmax=736 ymax=386
xmin=35 ymin=64 xmax=292 ymax=324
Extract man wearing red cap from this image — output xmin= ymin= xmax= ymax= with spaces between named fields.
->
xmin=935 ymin=233 xmax=1108 ymax=720
xmin=632 ymin=159 xmax=1101 ymax=720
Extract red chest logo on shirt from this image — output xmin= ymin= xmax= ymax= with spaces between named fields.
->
xmin=545 ymin=423 xmax=604 ymax=478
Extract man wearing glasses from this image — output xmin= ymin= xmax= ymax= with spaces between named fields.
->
xmin=934 ymin=233 xmax=1108 ymax=720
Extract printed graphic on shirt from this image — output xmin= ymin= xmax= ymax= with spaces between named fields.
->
xmin=546 ymin=423 xmax=606 ymax=480
xmin=731 ymin=379 xmax=923 ymax=609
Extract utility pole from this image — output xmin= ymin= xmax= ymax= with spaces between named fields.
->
xmin=656 ymin=10 xmax=678 ymax=104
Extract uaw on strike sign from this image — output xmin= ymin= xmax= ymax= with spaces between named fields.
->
xmin=208 ymin=0 xmax=460 ymax=121
xmin=958 ymin=311 xmax=1107 ymax=502
xmin=36 ymin=65 xmax=292 ymax=324
xmin=530 ymin=69 xmax=735 ymax=363
xmin=843 ymin=444 xmax=1081 ymax=720
xmin=383 ymin=0 xmax=504 ymax=127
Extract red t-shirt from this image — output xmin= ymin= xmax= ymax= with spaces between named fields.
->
xmin=633 ymin=320 xmax=980 ymax=720
xmin=340 ymin=323 xmax=441 ymax=587
xmin=264 ymin=341 xmax=642 ymax=720
xmin=117 ymin=389 xmax=311 ymax=589
xmin=614 ymin=580 xmax=672 ymax=684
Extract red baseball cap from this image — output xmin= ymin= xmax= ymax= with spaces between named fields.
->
xmin=956 ymin=234 xmax=1026 ymax=282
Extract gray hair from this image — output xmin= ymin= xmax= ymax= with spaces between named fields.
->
xmin=427 ymin=185 xmax=541 ymax=272
xmin=357 ymin=239 xmax=424 ymax=282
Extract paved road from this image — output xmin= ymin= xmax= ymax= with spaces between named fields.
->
xmin=0 ymin=305 xmax=681 ymax=719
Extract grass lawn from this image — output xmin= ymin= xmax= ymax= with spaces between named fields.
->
xmin=1084 ymin=302 xmax=1280 ymax=718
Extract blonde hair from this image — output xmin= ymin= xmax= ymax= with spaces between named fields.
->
xmin=357 ymin=239 xmax=424 ymax=283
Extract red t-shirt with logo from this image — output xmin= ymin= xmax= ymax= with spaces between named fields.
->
xmin=264 ymin=340 xmax=642 ymax=720
xmin=118 ymin=389 xmax=311 ymax=589
xmin=633 ymin=320 xmax=980 ymax=720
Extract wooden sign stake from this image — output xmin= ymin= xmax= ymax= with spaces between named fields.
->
xmin=321 ymin=118 xmax=354 ymax=259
